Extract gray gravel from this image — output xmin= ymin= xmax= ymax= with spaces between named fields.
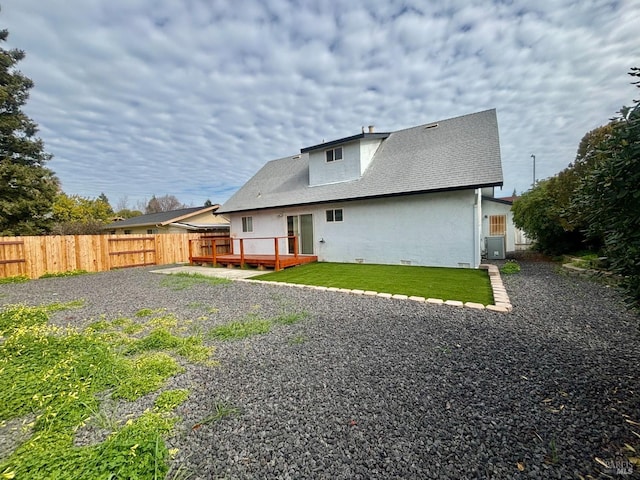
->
xmin=1 ymin=260 xmax=639 ymax=479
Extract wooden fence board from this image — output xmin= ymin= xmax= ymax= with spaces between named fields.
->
xmin=0 ymin=239 xmax=26 ymax=277
xmin=0 ymin=233 xmax=207 ymax=279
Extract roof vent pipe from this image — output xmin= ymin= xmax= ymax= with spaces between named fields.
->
xmin=368 ymin=125 xmax=374 ymax=133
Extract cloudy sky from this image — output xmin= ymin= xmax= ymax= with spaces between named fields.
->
xmin=2 ymin=0 xmax=638 ymax=210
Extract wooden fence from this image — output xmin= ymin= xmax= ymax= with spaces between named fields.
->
xmin=0 ymin=233 xmax=216 ymax=279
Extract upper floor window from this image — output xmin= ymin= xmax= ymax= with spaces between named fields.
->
xmin=325 ymin=146 xmax=343 ymax=163
xmin=242 ymin=216 xmax=253 ymax=232
xmin=326 ymin=209 xmax=343 ymax=222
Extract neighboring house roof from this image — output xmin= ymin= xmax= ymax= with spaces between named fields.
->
xmin=219 ymin=109 xmax=503 ymax=214
xmin=483 ymin=196 xmax=514 ymax=206
xmin=103 ymin=205 xmax=228 ymax=229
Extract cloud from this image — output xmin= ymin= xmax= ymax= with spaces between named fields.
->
xmin=2 ymin=0 xmax=638 ymax=209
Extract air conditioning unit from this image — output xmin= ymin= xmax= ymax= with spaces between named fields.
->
xmin=486 ymin=236 xmax=506 ymax=260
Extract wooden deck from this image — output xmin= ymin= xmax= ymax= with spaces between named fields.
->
xmin=192 ymin=253 xmax=317 ymax=271
xmin=188 ymin=236 xmax=317 ymax=271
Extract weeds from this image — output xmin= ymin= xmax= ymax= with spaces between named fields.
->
xmin=0 ymin=296 xmax=309 ymax=477
xmin=135 ymin=308 xmax=167 ymax=318
xmin=288 ymin=334 xmax=308 ymax=345
xmin=500 ymin=260 xmax=521 ymax=275
xmin=0 ymin=302 xmax=215 ymax=479
xmin=0 ymin=301 xmax=83 ymax=336
xmin=273 ymin=311 xmax=309 ymax=325
xmin=160 ymin=273 xmax=231 ymax=291
xmin=207 ymin=303 xmax=310 ymax=342
xmin=546 ymin=437 xmax=559 ymax=464
xmin=193 ymin=400 xmax=239 ymax=429
xmin=207 ymin=318 xmax=272 ymax=340
xmin=39 ymin=270 xmax=89 ymax=279
xmin=125 ymin=327 xmax=213 ymax=363
xmin=154 ymin=389 xmax=190 ymax=413
xmin=0 ymin=275 xmax=29 ymax=285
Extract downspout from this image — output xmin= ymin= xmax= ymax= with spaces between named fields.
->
xmin=475 ymin=189 xmax=482 ymax=268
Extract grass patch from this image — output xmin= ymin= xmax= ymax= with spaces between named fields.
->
xmin=0 ymin=302 xmax=215 ymax=479
xmin=187 ymin=303 xmax=219 ymax=315
xmin=0 ymin=275 xmax=29 ymax=285
xmin=154 ymin=389 xmax=190 ymax=413
xmin=273 ymin=311 xmax=309 ymax=325
xmin=256 ymin=262 xmax=494 ymax=304
xmin=288 ymin=334 xmax=308 ymax=345
xmin=160 ymin=272 xmax=231 ymax=291
xmin=125 ymin=327 xmax=213 ymax=363
xmin=135 ymin=307 xmax=167 ymax=317
xmin=207 ymin=318 xmax=271 ymax=340
xmin=0 ymin=301 xmax=84 ymax=336
xmin=39 ymin=269 xmax=89 ymax=279
xmin=114 ymin=352 xmax=183 ymax=401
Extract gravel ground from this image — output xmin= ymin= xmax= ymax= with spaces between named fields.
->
xmin=1 ymin=260 xmax=639 ymax=479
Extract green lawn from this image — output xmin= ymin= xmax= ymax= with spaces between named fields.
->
xmin=255 ymin=262 xmax=494 ymax=305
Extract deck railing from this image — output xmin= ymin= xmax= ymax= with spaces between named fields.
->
xmin=188 ymin=236 xmax=299 ymax=270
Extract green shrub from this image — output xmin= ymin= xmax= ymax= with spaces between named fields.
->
xmin=500 ymin=260 xmax=521 ymax=275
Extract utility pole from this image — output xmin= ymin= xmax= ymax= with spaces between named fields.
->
xmin=531 ymin=154 xmax=536 ymax=187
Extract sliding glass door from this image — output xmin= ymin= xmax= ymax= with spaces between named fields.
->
xmin=287 ymin=214 xmax=313 ymax=254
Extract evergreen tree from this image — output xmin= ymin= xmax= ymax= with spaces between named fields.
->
xmin=0 ymin=24 xmax=57 ymax=235
xmin=573 ymin=68 xmax=640 ymax=307
xmin=97 ymin=192 xmax=114 ymax=215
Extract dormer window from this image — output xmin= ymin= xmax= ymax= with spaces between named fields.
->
xmin=325 ymin=146 xmax=343 ymax=163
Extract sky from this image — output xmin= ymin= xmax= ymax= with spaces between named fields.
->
xmin=2 ymin=0 xmax=638 ymax=210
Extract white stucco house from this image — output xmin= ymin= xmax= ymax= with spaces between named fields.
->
xmin=482 ymin=195 xmax=531 ymax=253
xmin=218 ymin=109 xmax=509 ymax=268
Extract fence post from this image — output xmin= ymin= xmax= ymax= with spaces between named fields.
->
xmin=103 ymin=235 xmax=111 ymax=271
xmin=240 ymin=239 xmax=245 ymax=268
xmin=275 ymin=237 xmax=280 ymax=271
xmin=212 ymin=238 xmax=217 ymax=266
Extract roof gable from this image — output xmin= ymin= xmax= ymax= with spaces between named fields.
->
xmin=219 ymin=109 xmax=503 ymax=214
xmin=301 ymin=132 xmax=390 ymax=153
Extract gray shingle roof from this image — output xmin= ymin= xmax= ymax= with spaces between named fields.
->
xmin=103 ymin=205 xmax=220 ymax=229
xmin=218 ymin=109 xmax=503 ymax=214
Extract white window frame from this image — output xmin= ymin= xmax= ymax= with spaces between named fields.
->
xmin=326 ymin=208 xmax=343 ymax=222
xmin=325 ymin=146 xmax=343 ymax=163
xmin=242 ymin=216 xmax=253 ymax=232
